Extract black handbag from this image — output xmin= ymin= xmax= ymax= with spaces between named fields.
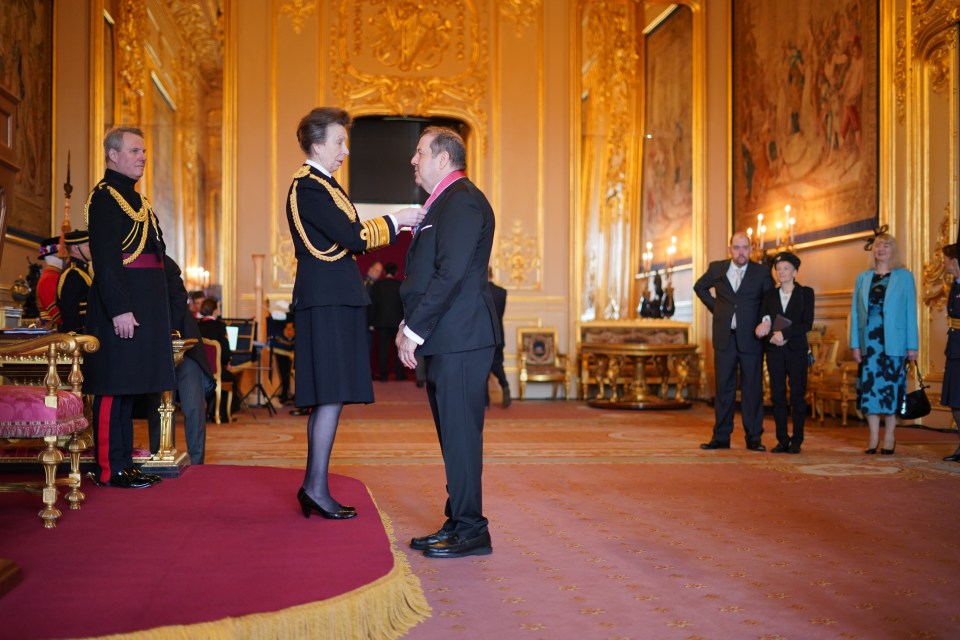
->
xmin=897 ymin=363 xmax=931 ymax=420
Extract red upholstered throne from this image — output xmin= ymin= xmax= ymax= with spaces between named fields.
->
xmin=0 ymin=333 xmax=99 ymax=528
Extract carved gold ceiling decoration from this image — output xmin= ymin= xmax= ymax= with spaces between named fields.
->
xmin=500 ymin=0 xmax=541 ymax=38
xmin=923 ymin=205 xmax=953 ymax=311
xmin=331 ymin=0 xmax=489 ymax=147
xmin=280 ymin=0 xmax=317 ymax=35
xmin=164 ymin=0 xmax=224 ymax=87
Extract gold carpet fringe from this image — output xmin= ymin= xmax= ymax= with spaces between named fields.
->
xmin=88 ymin=489 xmax=431 ymax=640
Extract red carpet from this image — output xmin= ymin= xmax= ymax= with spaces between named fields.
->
xmin=0 ymin=465 xmax=429 ymax=639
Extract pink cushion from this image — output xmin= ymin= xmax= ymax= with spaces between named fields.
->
xmin=0 ymin=386 xmax=87 ymax=438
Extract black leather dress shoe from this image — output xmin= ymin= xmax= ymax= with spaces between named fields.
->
xmin=787 ymin=443 xmax=801 ymax=454
xmin=746 ymin=442 xmax=767 ymax=452
xmin=127 ymin=467 xmax=162 ymax=485
xmin=700 ymin=441 xmax=730 ymax=450
xmin=943 ymin=448 xmax=960 ymax=462
xmin=410 ymin=528 xmax=454 ymax=551
xmin=423 ymin=531 xmax=492 ymax=558
xmin=771 ymin=443 xmax=789 ymax=453
xmin=108 ymin=471 xmax=153 ymax=489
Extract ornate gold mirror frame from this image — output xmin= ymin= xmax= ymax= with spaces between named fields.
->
xmin=909 ymin=2 xmax=959 ymax=373
xmin=573 ymin=0 xmax=704 ymax=335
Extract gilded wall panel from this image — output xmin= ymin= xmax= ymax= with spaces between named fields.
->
xmin=330 ymin=0 xmax=490 ymax=151
xmin=907 ymin=0 xmax=959 ymax=425
xmin=494 ymin=0 xmax=543 ymax=290
xmin=271 ymin=0 xmax=323 ymax=290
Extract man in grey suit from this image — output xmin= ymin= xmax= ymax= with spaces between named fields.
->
xmin=396 ymin=127 xmax=501 ymax=558
xmin=693 ymin=232 xmax=773 ymax=451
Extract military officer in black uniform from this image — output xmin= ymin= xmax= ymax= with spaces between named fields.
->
xmin=82 ymin=126 xmax=175 ymax=489
xmin=57 ymin=229 xmax=93 ymax=333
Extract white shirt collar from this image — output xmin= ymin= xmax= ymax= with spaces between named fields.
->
xmin=305 ymin=158 xmax=331 ymax=178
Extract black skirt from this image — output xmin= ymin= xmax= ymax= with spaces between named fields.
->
xmin=294 ymin=305 xmax=373 ymax=407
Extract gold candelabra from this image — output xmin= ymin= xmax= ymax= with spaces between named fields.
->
xmin=746 ymin=205 xmax=796 ymax=262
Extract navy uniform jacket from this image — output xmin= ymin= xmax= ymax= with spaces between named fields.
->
xmin=946 ymin=280 xmax=960 ymax=359
xmin=694 ymin=259 xmax=774 ymax=353
xmin=400 ymin=178 xmax=501 ymax=356
xmin=57 ymin=258 xmax=92 ymax=333
xmin=81 ymin=169 xmax=175 ymax=395
xmin=759 ymin=284 xmax=815 ymax=352
xmin=285 ymin=164 xmax=396 ymax=312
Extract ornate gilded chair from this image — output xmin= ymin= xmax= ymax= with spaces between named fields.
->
xmin=0 ymin=333 xmax=99 ymax=528
xmin=517 ymin=327 xmax=569 ymax=400
xmin=201 ymin=338 xmax=233 ymax=424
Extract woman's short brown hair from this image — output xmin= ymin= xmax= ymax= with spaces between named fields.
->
xmin=296 ymin=107 xmax=351 ymax=155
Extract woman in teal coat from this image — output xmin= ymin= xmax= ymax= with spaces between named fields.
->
xmin=850 ymin=232 xmax=919 ymax=455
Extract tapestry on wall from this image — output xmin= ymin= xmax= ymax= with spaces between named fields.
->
xmin=732 ymin=0 xmax=878 ymax=248
xmin=0 ymin=0 xmax=53 ymax=240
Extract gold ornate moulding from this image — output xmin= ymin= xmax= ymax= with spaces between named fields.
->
xmin=140 ymin=335 xmax=197 ymax=476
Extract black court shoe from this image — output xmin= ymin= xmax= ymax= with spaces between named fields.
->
xmin=297 ymin=488 xmax=356 ymax=520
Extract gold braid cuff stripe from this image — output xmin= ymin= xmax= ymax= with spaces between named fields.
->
xmin=360 ymin=217 xmax=392 ymax=251
xmin=83 ymin=184 xmax=160 ymax=265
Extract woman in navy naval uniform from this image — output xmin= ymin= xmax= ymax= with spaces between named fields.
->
xmin=940 ymin=243 xmax=960 ymax=463
xmin=286 ymin=107 xmax=423 ymax=519
xmin=755 ymin=252 xmax=815 ymax=454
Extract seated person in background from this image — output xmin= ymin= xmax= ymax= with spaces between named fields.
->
xmin=197 ymin=297 xmax=241 ymax=420
xmin=268 ymin=299 xmax=295 ymax=405
xmin=146 ymin=257 xmax=216 ymax=464
xmin=188 ymin=291 xmax=206 ymax=319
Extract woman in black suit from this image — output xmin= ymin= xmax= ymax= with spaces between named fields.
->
xmin=286 ymin=107 xmax=423 ymax=519
xmin=940 ymin=243 xmax=960 ymax=463
xmin=755 ymin=252 xmax=815 ymax=453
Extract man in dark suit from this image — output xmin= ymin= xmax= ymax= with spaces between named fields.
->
xmin=487 ymin=268 xmax=511 ymax=407
xmin=370 ymin=262 xmax=406 ymax=381
xmin=693 ymin=232 xmax=773 ymax=451
xmin=147 ymin=256 xmax=216 ymax=464
xmin=396 ymin=127 xmax=501 ymax=558
xmin=197 ymin=297 xmax=240 ymax=421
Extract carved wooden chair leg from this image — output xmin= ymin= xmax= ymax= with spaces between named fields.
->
xmin=65 ymin=431 xmax=86 ymax=510
xmin=38 ymin=436 xmax=64 ymax=529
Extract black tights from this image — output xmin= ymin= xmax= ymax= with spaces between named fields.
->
xmin=302 ymin=403 xmax=344 ymax=511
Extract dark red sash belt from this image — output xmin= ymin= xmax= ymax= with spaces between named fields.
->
xmin=122 ymin=253 xmax=163 ymax=269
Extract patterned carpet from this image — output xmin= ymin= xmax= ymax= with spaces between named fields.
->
xmin=176 ymin=381 xmax=960 ymax=639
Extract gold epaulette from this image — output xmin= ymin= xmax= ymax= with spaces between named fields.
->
xmin=360 ymin=217 xmax=392 ymax=251
xmin=57 ymin=265 xmax=93 ymax=299
xmin=288 ymin=166 xmax=364 ymax=263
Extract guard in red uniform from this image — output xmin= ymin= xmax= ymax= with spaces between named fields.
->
xmin=35 ymin=236 xmax=63 ymax=329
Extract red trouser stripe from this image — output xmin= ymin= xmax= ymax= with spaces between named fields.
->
xmin=97 ymin=395 xmax=114 ymax=482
